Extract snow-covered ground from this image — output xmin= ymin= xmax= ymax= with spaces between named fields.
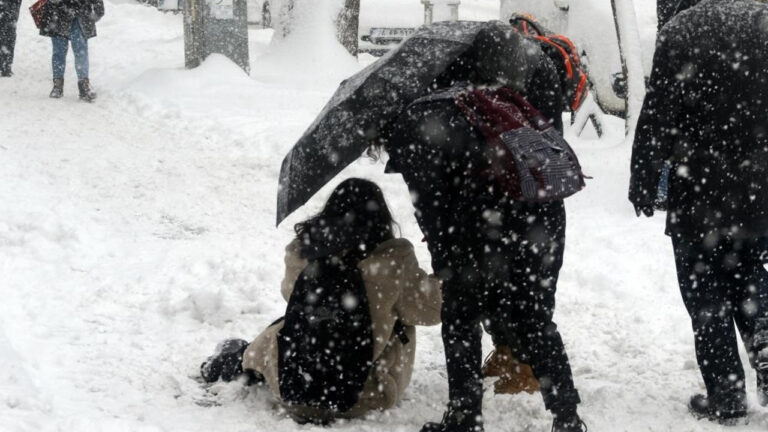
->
xmin=1 ymin=1 xmax=767 ymax=431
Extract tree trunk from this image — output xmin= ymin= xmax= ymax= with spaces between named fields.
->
xmin=274 ymin=0 xmax=296 ymax=40
xmin=336 ymin=0 xmax=360 ymax=57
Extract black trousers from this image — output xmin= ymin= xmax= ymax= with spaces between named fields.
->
xmin=0 ymin=0 xmax=22 ymax=75
xmin=672 ymin=234 xmax=768 ymax=405
xmin=433 ymin=199 xmax=580 ymax=414
xmin=385 ymin=99 xmax=580 ymax=415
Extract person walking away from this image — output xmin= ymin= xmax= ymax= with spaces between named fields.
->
xmin=654 ymin=1 xmax=705 ymax=212
xmin=378 ymin=30 xmax=586 ymax=432
xmin=198 ymin=179 xmax=443 ymax=424
xmin=657 ymin=0 xmax=702 ymax=30
xmin=39 ymin=0 xmax=104 ymax=101
xmin=0 ymin=0 xmax=21 ymax=76
xmin=630 ymin=0 xmax=768 ymax=424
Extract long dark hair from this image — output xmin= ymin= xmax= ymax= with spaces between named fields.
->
xmin=294 ymin=178 xmax=396 ymax=261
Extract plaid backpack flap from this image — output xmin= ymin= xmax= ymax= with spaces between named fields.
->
xmin=509 ymin=13 xmax=589 ymax=112
xmin=456 ymin=88 xmax=586 ymax=202
xmin=500 ymin=127 xmax=586 ymax=201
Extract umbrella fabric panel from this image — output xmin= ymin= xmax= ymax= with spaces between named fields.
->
xmin=277 ymin=21 xmax=542 ymax=225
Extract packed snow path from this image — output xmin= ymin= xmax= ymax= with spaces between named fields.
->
xmin=1 ymin=2 xmax=767 ymax=431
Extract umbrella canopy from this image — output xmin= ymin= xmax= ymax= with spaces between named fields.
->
xmin=276 ymin=20 xmax=541 ymax=226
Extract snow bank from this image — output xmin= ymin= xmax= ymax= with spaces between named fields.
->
xmin=126 ymin=54 xmax=256 ymax=110
xmin=254 ymin=0 xmax=360 ymax=86
xmin=0 ymin=329 xmax=49 ymax=432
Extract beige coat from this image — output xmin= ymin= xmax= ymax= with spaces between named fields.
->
xmin=242 ymin=237 xmax=442 ymax=417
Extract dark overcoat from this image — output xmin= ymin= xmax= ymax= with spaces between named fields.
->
xmin=629 ymin=0 xmax=768 ymax=239
xmin=383 ymin=52 xmax=566 ymax=272
xmin=40 ymin=0 xmax=104 ymax=39
xmin=657 ymin=0 xmax=702 ymax=30
xmin=380 ymin=52 xmax=583 ymax=412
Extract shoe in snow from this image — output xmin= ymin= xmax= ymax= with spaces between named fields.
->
xmin=688 ymin=394 xmax=746 ymax=425
xmin=756 ymin=333 xmax=768 ymax=407
xmin=756 ymin=340 xmax=768 ymax=370
xmin=78 ymin=78 xmax=97 ymax=102
xmin=200 ymin=338 xmax=249 ymax=383
xmin=482 ymin=345 xmax=514 ymax=378
xmin=50 ymin=78 xmax=63 ymax=98
xmin=758 ymin=371 xmax=768 ymax=407
xmin=420 ymin=406 xmax=483 ymax=432
xmin=552 ymin=413 xmax=587 ymax=432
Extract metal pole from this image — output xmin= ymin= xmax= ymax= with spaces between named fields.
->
xmin=611 ymin=0 xmax=645 ymax=136
xmin=422 ymin=0 xmax=434 ymax=25
xmin=183 ymin=0 xmax=206 ymax=69
xmin=447 ymin=1 xmax=460 ymax=21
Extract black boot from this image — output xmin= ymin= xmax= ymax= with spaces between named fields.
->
xmin=0 ymin=61 xmax=11 ymax=77
xmin=50 ymin=78 xmax=64 ymax=98
xmin=688 ymin=394 xmax=747 ymax=425
xmin=552 ymin=417 xmax=587 ymax=432
xmin=200 ymin=338 xmax=249 ymax=383
xmin=420 ymin=406 xmax=483 ymax=432
xmin=551 ymin=407 xmax=587 ymax=432
xmin=756 ymin=335 xmax=768 ymax=371
xmin=78 ymin=78 xmax=97 ymax=102
xmin=758 ymin=371 xmax=768 ymax=407
xmin=757 ymin=342 xmax=768 ymax=406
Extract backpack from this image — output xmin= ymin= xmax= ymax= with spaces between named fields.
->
xmin=29 ymin=0 xmax=48 ymax=29
xmin=509 ymin=13 xmax=589 ymax=112
xmin=277 ymin=253 xmax=374 ymax=414
xmin=455 ymin=87 xmax=586 ymax=202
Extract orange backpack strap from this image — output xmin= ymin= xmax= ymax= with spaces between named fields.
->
xmin=571 ymin=72 xmax=589 ymax=111
xmin=509 ymin=16 xmax=590 ymax=112
xmin=509 ymin=13 xmax=546 ymax=36
xmin=534 ymin=36 xmax=574 ymax=79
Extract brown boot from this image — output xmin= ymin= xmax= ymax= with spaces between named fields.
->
xmin=492 ymin=360 xmax=540 ymax=395
xmin=78 ymin=78 xmax=97 ymax=102
xmin=49 ymin=78 xmax=64 ymax=98
xmin=483 ymin=345 xmax=540 ymax=395
xmin=481 ymin=345 xmax=514 ymax=378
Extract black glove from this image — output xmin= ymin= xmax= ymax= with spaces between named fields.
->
xmin=634 ymin=204 xmax=654 ymax=218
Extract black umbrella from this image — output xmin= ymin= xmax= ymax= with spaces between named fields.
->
xmin=276 ymin=20 xmax=540 ymax=226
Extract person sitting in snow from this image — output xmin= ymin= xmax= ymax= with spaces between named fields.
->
xmin=199 ymin=178 xmax=443 ymax=424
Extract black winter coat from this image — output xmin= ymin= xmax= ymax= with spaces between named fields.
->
xmin=657 ymin=0 xmax=703 ymax=30
xmin=383 ymin=53 xmax=567 ymax=271
xmin=40 ymin=0 xmax=104 ymax=39
xmin=629 ymin=0 xmax=768 ymax=239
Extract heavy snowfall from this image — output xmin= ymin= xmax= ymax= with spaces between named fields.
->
xmin=1 ymin=0 xmax=767 ymax=431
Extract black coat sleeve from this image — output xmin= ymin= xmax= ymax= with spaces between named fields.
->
xmin=525 ymin=54 xmax=564 ymax=133
xmin=628 ymin=31 xmax=683 ymax=207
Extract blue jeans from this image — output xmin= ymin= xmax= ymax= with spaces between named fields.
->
xmin=51 ymin=19 xmax=88 ymax=80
